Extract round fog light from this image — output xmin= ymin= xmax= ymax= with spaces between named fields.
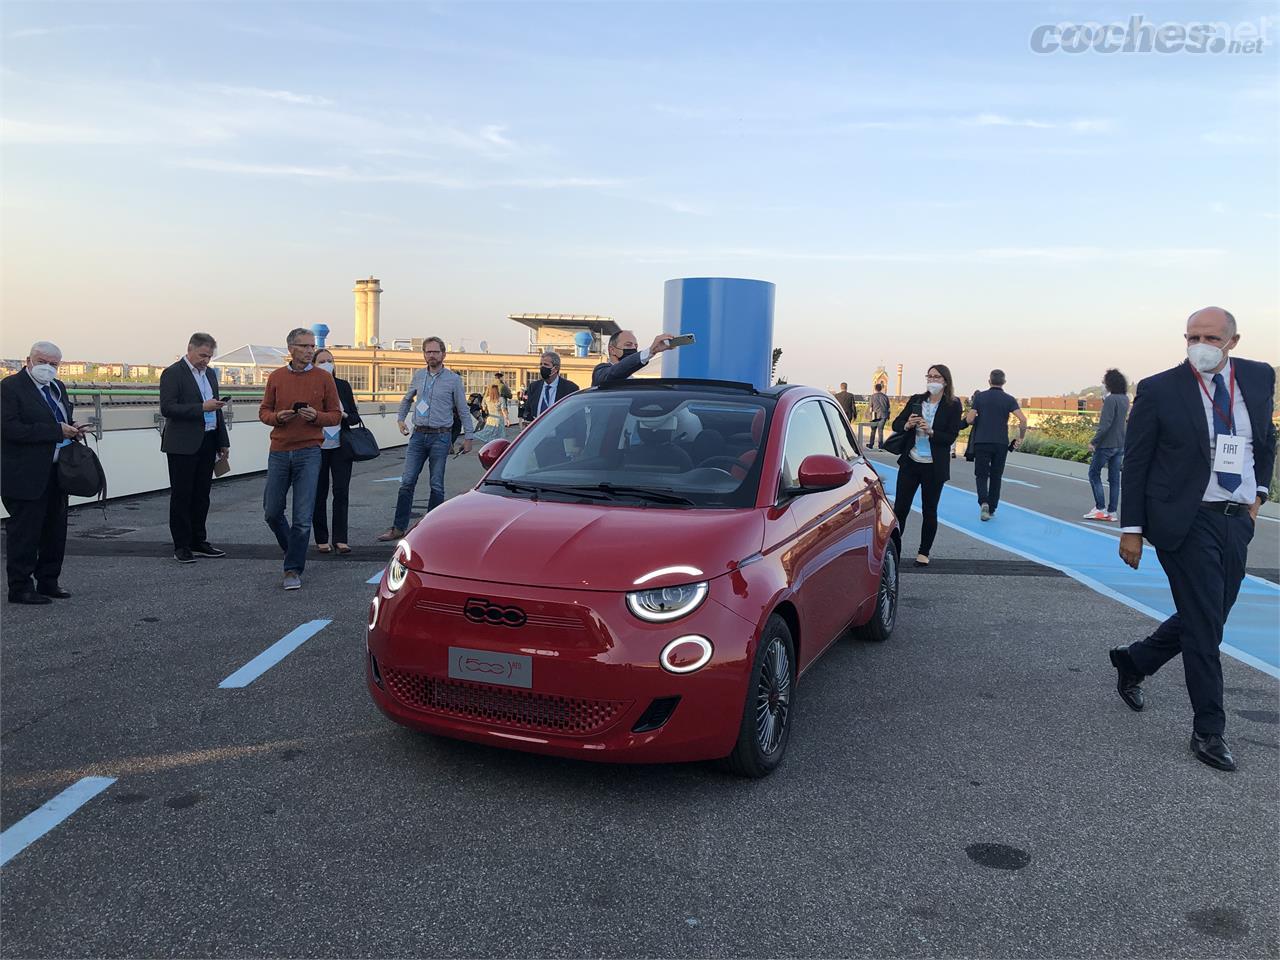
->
xmin=660 ymin=635 xmax=713 ymax=674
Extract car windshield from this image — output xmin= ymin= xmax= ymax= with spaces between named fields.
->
xmin=487 ymin=386 xmax=774 ymax=508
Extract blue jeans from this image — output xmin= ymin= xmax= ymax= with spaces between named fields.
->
xmin=1089 ymin=446 xmax=1123 ymax=512
xmin=264 ymin=447 xmax=322 ymax=574
xmin=393 ymin=431 xmax=451 ymax=530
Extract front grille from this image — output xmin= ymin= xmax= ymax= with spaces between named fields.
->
xmin=384 ymin=668 xmax=630 ymax=736
xmin=413 ymin=598 xmax=584 ymax=630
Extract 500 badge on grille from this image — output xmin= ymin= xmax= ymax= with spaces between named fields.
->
xmin=448 ymin=646 xmax=533 ymax=689
xmin=464 ymin=598 xmax=527 ymax=628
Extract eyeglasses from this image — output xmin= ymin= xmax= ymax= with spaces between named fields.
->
xmin=423 ymin=349 xmax=444 ymax=355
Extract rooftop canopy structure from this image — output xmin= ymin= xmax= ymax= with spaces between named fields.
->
xmin=212 ymin=344 xmax=290 ymax=386
xmin=508 ymin=313 xmax=619 ymax=358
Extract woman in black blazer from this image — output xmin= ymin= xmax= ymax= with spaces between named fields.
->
xmin=313 ymin=350 xmax=363 ymax=554
xmin=891 ymin=364 xmax=962 ymax=567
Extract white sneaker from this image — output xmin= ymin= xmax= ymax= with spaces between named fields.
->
xmin=980 ymin=503 xmax=991 ymax=521
xmin=283 ymin=572 xmax=302 ymax=591
xmin=1082 ymin=509 xmax=1110 ymax=521
xmin=1106 ymin=512 xmax=1118 ymax=522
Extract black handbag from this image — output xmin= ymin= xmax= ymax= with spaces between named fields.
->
xmin=57 ymin=437 xmax=107 ymax=498
xmin=340 ymin=425 xmax=381 ymax=462
xmin=880 ymin=430 xmax=911 ymax=456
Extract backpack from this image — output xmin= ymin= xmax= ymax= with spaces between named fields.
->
xmin=57 ymin=437 xmax=107 ymax=500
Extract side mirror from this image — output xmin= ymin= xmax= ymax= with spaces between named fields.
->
xmin=797 ymin=454 xmax=853 ymax=492
xmin=478 ymin=439 xmax=510 ymax=470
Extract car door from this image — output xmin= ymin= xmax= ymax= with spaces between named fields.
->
xmin=820 ymin=401 xmax=880 ymax=623
xmin=776 ymin=398 xmax=860 ymax=669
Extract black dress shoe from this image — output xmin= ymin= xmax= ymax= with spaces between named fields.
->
xmin=36 ymin=584 xmax=72 ymax=599
xmin=1191 ymin=732 xmax=1237 ymax=772
xmin=175 ymin=548 xmax=196 ymax=564
xmin=1109 ymin=646 xmax=1145 ymax=711
xmin=8 ymin=589 xmax=52 ymax=605
xmin=191 ymin=543 xmax=226 ymax=558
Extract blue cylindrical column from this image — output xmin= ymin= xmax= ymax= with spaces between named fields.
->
xmin=661 ymin=277 xmax=775 ymax=389
xmin=311 ymin=323 xmax=330 ymax=348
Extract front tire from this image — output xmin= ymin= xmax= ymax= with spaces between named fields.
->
xmin=721 ymin=614 xmax=795 ymax=778
xmin=855 ymin=540 xmax=898 ymax=643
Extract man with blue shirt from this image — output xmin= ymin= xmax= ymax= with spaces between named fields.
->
xmin=377 ymin=337 xmax=474 ymax=542
xmin=965 ymin=369 xmax=1028 ymax=521
xmin=160 ymin=333 xmax=231 ymax=564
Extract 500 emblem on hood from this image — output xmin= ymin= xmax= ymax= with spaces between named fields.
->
xmin=464 ymin=598 xmax=527 ymax=628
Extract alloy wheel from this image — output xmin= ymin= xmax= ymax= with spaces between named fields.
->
xmin=755 ymin=636 xmax=792 ymax=755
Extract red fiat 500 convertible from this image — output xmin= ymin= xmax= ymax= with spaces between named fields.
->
xmin=367 ymin=379 xmax=900 ymax=776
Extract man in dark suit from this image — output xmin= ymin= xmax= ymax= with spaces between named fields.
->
xmin=160 ymin=332 xmax=231 ymax=563
xmin=832 ymin=382 xmax=857 ymax=423
xmin=591 ymin=329 xmax=675 ymax=386
xmin=1 ymin=341 xmax=87 ymax=605
xmin=1111 ymin=307 xmax=1276 ymax=772
xmin=521 ymin=352 xmax=580 ymax=425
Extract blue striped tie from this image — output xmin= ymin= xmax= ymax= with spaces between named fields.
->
xmin=1211 ymin=373 xmax=1240 ymax=492
xmin=41 ymin=385 xmax=67 ymax=425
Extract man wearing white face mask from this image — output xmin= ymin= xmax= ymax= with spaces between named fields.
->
xmin=1110 ymin=307 xmax=1276 ymax=773
xmin=1 ymin=341 xmax=88 ymax=604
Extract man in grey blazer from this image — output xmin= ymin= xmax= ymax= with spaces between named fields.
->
xmin=160 ymin=333 xmax=230 ymax=563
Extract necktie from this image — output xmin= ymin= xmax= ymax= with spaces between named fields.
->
xmin=539 ymin=383 xmax=551 ymax=414
xmin=1211 ymin=373 xmax=1240 ymax=492
xmin=41 ymin=385 xmax=67 ymax=424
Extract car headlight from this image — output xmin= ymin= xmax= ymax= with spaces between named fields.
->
xmin=387 ymin=540 xmax=411 ymax=593
xmin=626 ymin=581 xmax=708 ymax=622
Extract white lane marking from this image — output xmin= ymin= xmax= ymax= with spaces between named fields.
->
xmin=0 ymin=776 xmax=116 ymax=868
xmin=1003 ymin=462 xmax=1091 ymax=483
xmin=1001 ymin=478 xmax=1039 ymax=488
xmin=371 ymin=477 xmax=402 ymax=483
xmin=218 ymin=620 xmax=332 ymax=689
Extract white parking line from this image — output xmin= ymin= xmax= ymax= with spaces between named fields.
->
xmin=0 ymin=776 xmax=116 ymax=868
xmin=371 ymin=477 xmax=402 ymax=483
xmin=1001 ymin=478 xmax=1039 ymax=488
xmin=218 ymin=620 xmax=332 ymax=689
xmin=1004 ymin=462 xmax=1091 ymax=483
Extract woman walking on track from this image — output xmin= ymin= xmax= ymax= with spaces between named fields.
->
xmin=891 ymin=364 xmax=963 ymax=567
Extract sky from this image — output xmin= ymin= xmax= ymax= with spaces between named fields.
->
xmin=1 ymin=0 xmax=1277 ymax=394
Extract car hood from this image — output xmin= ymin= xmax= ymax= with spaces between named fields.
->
xmin=406 ymin=490 xmax=764 ymax=591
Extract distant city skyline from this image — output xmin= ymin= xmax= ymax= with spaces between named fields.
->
xmin=2 ymin=1 xmax=1277 ymax=395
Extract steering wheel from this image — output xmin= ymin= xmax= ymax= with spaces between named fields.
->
xmin=698 ymin=456 xmax=744 ymax=472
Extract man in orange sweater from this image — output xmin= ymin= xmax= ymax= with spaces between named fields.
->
xmin=257 ymin=328 xmax=341 ymax=590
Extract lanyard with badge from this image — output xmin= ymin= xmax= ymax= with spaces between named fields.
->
xmin=1196 ymin=364 xmax=1244 ymax=479
xmin=416 ymin=370 xmax=440 ymax=420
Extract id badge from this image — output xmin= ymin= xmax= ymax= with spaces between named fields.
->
xmin=1213 ymin=433 xmax=1244 ymax=476
xmin=416 ymin=401 xmax=429 ymax=416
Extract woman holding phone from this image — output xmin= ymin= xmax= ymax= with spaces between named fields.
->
xmin=891 ymin=364 xmax=962 ymax=566
xmin=312 ymin=349 xmax=362 ymax=554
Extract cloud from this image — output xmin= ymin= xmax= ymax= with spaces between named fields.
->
xmin=175 ymin=158 xmax=622 ymax=191
xmin=842 ymin=115 xmax=1114 ymax=134
xmin=570 ymin=245 xmax=1225 ymax=266
xmin=203 ymin=84 xmax=335 ymax=107
xmin=973 ymin=113 xmax=1055 ymax=129
xmin=8 ymin=24 xmax=121 ymax=40
xmin=1201 ymin=131 xmax=1267 ymax=146
xmin=0 ymin=117 xmax=138 ymax=144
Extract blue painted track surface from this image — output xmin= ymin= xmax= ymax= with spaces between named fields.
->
xmin=877 ymin=462 xmax=1280 ymax=678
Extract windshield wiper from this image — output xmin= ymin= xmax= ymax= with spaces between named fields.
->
xmin=481 ymin=479 xmax=542 ymax=500
xmin=568 ymin=483 xmax=696 ymax=506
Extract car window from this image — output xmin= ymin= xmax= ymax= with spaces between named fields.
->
xmin=491 ymin=389 xmax=774 ymax=509
xmin=780 ymin=400 xmax=838 ymax=489
xmin=820 ymin=401 xmax=860 ymax=461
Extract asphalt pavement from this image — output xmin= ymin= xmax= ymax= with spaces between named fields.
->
xmin=2 ymin=439 xmax=1277 ymax=958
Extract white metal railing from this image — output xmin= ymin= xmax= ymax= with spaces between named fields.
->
xmin=0 ymin=401 xmax=410 ymax=520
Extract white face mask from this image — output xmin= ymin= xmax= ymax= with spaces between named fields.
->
xmin=29 ymin=363 xmax=56 ymax=386
xmin=1187 ymin=343 xmax=1225 ymax=373
xmin=317 ymin=362 xmax=335 ymax=374
xmin=925 ymin=381 xmax=944 ymax=395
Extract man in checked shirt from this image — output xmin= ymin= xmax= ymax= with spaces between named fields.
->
xmin=377 ymin=337 xmax=474 ymax=541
